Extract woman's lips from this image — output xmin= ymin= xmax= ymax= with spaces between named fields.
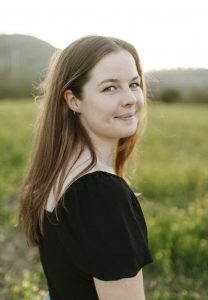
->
xmin=115 ymin=111 xmax=136 ymax=120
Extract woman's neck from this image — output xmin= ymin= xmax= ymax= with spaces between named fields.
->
xmin=67 ymin=143 xmax=115 ymax=174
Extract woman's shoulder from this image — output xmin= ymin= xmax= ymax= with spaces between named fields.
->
xmin=46 ymin=168 xmax=127 ymax=212
xmin=63 ymin=169 xmax=127 ymax=196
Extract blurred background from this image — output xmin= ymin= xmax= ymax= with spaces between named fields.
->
xmin=0 ymin=0 xmax=207 ymax=299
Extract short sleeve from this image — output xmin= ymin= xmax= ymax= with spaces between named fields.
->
xmin=53 ymin=172 xmax=153 ymax=281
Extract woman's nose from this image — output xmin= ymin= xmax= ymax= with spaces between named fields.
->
xmin=120 ymin=87 xmax=137 ymax=106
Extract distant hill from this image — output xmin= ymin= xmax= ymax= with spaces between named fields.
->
xmin=0 ymin=34 xmax=207 ymax=100
xmin=0 ymin=34 xmax=56 ymax=98
xmin=145 ymin=68 xmax=208 ymax=97
xmin=0 ymin=34 xmax=56 ymax=80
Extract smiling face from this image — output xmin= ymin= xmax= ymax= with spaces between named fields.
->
xmin=68 ymin=50 xmax=145 ymax=144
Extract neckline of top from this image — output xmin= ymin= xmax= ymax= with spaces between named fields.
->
xmin=65 ymin=170 xmax=125 ymax=186
xmin=45 ymin=171 xmax=126 ymax=214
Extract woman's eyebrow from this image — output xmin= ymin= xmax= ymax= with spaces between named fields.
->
xmin=97 ymin=75 xmax=140 ymax=86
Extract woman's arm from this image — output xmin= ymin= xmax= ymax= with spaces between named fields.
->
xmin=93 ymin=269 xmax=146 ymax=300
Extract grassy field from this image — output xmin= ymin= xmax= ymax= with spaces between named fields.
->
xmin=0 ymin=99 xmax=207 ymax=299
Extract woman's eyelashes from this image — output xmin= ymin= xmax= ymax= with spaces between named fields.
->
xmin=102 ymin=82 xmax=140 ymax=92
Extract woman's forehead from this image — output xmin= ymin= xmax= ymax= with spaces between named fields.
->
xmin=89 ymin=50 xmax=139 ymax=83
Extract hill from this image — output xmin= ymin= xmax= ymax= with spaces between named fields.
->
xmin=0 ymin=34 xmax=56 ymax=98
xmin=146 ymin=68 xmax=208 ymax=96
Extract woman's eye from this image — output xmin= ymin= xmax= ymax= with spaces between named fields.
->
xmin=130 ymin=82 xmax=140 ymax=88
xmin=102 ymin=82 xmax=140 ymax=92
xmin=103 ymin=86 xmax=116 ymax=92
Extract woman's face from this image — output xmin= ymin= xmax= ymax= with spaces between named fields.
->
xmin=77 ymin=50 xmax=144 ymax=142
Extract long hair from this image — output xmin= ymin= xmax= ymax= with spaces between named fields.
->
xmin=18 ymin=35 xmax=148 ymax=246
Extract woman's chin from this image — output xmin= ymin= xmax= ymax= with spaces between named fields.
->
xmin=117 ymin=127 xmax=138 ymax=138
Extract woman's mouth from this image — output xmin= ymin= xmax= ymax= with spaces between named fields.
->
xmin=115 ymin=111 xmax=136 ymax=121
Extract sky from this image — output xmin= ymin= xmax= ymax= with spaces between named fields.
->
xmin=1 ymin=0 xmax=208 ymax=71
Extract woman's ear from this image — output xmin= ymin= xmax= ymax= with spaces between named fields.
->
xmin=64 ymin=89 xmax=81 ymax=113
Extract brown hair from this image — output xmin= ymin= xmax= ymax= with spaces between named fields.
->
xmin=18 ymin=35 xmax=148 ymax=246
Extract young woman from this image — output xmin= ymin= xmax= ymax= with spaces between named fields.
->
xmin=18 ymin=35 xmax=153 ymax=300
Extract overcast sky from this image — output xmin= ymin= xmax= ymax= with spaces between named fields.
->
xmin=1 ymin=0 xmax=207 ymax=71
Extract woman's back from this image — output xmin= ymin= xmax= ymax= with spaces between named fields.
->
xmin=40 ymin=170 xmax=153 ymax=300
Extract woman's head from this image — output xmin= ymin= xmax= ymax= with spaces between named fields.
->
xmin=42 ymin=35 xmax=146 ymax=146
xmin=19 ymin=35 xmax=148 ymax=246
xmin=64 ymin=49 xmax=144 ymax=145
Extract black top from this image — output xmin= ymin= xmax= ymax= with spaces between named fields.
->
xmin=38 ymin=171 xmax=153 ymax=300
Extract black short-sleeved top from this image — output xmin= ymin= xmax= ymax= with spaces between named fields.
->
xmin=38 ymin=171 xmax=153 ymax=300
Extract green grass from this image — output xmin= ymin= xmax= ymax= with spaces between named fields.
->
xmin=131 ymin=102 xmax=208 ymax=208
xmin=0 ymin=99 xmax=208 ymax=299
xmin=0 ymin=99 xmax=37 ymax=200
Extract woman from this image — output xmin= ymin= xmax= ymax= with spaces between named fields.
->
xmin=18 ymin=35 xmax=153 ymax=300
